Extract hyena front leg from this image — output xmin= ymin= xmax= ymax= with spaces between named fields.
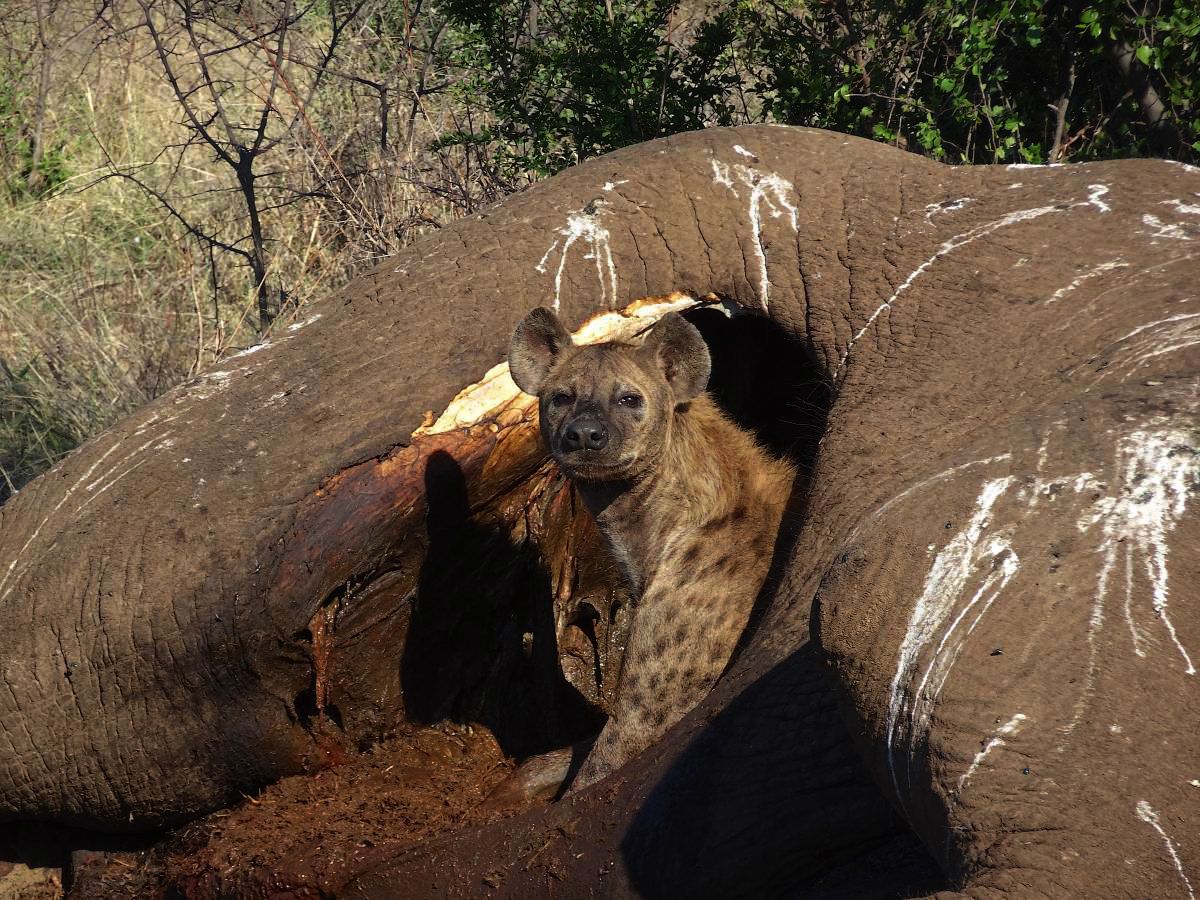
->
xmin=568 ymin=579 xmax=753 ymax=792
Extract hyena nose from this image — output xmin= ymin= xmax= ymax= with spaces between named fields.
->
xmin=563 ymin=418 xmax=609 ymax=452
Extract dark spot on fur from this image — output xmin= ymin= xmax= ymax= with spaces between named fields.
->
xmin=674 ymin=624 xmax=689 ymax=644
xmin=702 ymin=514 xmax=729 ymax=533
xmin=731 ymin=506 xmax=748 ymax=522
xmin=654 ymin=637 xmax=668 ymax=656
xmin=648 ymin=672 xmax=662 ymax=690
xmin=651 ymin=708 xmax=667 ymax=727
xmin=708 ymin=643 xmax=725 ymax=663
xmin=681 ymin=543 xmax=702 ymax=565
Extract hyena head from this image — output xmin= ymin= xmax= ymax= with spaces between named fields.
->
xmin=508 ymin=308 xmax=711 ymax=482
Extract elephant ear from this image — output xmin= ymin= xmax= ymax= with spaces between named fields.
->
xmin=509 ymin=307 xmax=573 ymax=395
xmin=642 ymin=312 xmax=711 ymax=403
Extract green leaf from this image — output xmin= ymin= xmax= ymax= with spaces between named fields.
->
xmin=1135 ymin=44 xmax=1153 ymax=66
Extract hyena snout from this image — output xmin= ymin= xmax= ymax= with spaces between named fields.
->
xmin=561 ymin=415 xmax=609 ymax=453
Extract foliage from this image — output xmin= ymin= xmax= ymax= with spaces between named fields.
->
xmin=443 ymin=0 xmax=740 ymax=175
xmin=443 ymin=0 xmax=1200 ymax=174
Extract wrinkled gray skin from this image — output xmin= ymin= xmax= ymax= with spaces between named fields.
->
xmin=1 ymin=126 xmax=1197 ymax=897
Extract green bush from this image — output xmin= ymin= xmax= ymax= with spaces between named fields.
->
xmin=442 ymin=0 xmax=1200 ymax=176
xmin=444 ymin=0 xmax=741 ymax=176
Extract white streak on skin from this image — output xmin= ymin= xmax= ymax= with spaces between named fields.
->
xmin=1066 ymin=427 xmax=1198 ymax=739
xmin=1047 ymin=260 xmax=1130 ymax=303
xmin=1126 ymin=337 xmax=1200 ymax=373
xmin=1007 ymin=162 xmax=1064 ymax=169
xmin=885 ymin=476 xmax=1016 ymax=806
xmin=76 ymin=457 xmax=155 ymax=514
xmin=1116 ymin=430 xmax=1197 ymax=674
xmin=1136 ymin=801 xmax=1196 ymax=900
xmin=1123 ymin=540 xmax=1146 ymax=657
xmin=0 ymin=438 xmax=124 ymax=603
xmin=842 ymin=186 xmax=1121 ymax=373
xmin=1016 ymin=467 xmax=1103 ymax=510
xmin=957 ymin=712 xmax=1027 ymax=793
xmin=227 ymin=341 xmax=271 ymax=360
xmin=1163 ymin=199 xmax=1200 ymax=216
xmin=535 ymin=240 xmax=559 ymax=274
xmin=911 ymin=532 xmax=1020 ymax=735
xmin=1087 ymin=184 xmax=1111 ymax=213
xmin=1143 ymin=214 xmax=1192 ymax=241
xmin=710 ymin=158 xmax=738 ymax=197
xmin=709 ymin=154 xmax=800 ymax=312
xmin=1115 ymin=315 xmax=1200 ymax=378
xmin=838 ymin=204 xmax=1064 ymax=372
xmin=543 ymin=202 xmax=618 ymax=312
xmin=1104 ymin=314 xmax=1200 ymax=348
xmin=287 ymin=313 xmax=322 ymax=332
xmin=82 ymin=433 xmax=170 ymax=503
xmin=1036 ymin=430 xmax=1054 ymax=472
xmin=601 ymin=180 xmax=628 ymax=192
xmin=1166 ymin=160 xmax=1200 ymax=174
xmin=924 ymin=198 xmax=973 ymax=222
xmin=844 ymin=454 xmax=1013 ymax=549
xmin=732 ymin=144 xmax=756 ymax=158
xmin=1052 ymin=253 xmax=1199 ymax=329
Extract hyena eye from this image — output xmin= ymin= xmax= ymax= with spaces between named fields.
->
xmin=550 ymin=392 xmax=573 ymax=408
xmin=617 ymin=393 xmax=643 ymax=409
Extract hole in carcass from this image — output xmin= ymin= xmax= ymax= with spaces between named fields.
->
xmin=400 ymin=450 xmax=608 ymax=759
xmin=399 ymin=306 xmax=830 ymax=763
xmin=684 ymin=305 xmax=831 ymax=472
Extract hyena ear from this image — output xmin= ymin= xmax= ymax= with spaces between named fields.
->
xmin=643 ymin=312 xmax=711 ymax=403
xmin=509 ymin=307 xmax=573 ymax=395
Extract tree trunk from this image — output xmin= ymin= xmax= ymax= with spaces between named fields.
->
xmin=1106 ymin=35 xmax=1183 ymax=156
xmin=237 ymin=156 xmax=273 ymax=329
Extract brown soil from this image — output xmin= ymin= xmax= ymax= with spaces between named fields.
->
xmin=69 ymin=724 xmax=520 ymax=899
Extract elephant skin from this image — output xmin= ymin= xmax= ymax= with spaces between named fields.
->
xmin=0 ymin=126 xmax=1197 ymax=898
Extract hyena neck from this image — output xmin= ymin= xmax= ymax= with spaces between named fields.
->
xmin=579 ymin=395 xmax=754 ymax=594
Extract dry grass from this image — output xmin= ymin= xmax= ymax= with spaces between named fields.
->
xmin=0 ymin=3 xmax=513 ymax=501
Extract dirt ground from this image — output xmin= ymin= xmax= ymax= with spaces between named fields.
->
xmin=1 ymin=719 xmax=942 ymax=899
xmin=0 ymin=724 xmax=512 ymax=899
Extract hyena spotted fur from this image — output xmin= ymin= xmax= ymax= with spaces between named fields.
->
xmin=508 ymin=307 xmax=796 ymax=791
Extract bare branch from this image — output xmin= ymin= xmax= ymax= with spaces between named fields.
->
xmin=137 ymin=0 xmax=236 ymax=167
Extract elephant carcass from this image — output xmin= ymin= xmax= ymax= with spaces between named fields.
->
xmin=1 ymin=126 xmax=1198 ymax=898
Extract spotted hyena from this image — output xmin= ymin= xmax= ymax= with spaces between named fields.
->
xmin=508 ymin=307 xmax=796 ymax=791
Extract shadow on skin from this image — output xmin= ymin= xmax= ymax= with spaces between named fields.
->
xmin=401 ymin=449 xmax=601 ymax=759
xmin=620 ymin=642 xmax=945 ymax=899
